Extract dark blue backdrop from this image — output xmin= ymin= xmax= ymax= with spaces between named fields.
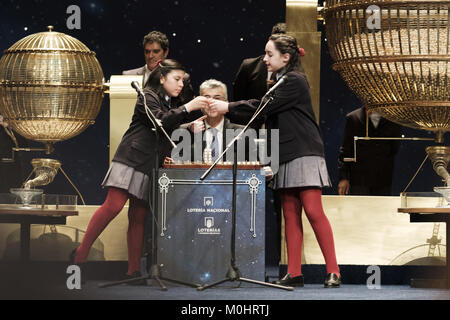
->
xmin=0 ymin=0 xmax=444 ymax=204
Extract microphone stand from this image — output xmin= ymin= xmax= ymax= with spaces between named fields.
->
xmin=99 ymin=87 xmax=200 ymax=290
xmin=197 ymin=93 xmax=293 ymax=291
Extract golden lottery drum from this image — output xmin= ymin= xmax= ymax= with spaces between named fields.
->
xmin=324 ymin=1 xmax=450 ymax=135
xmin=0 ymin=26 xmax=106 ymax=144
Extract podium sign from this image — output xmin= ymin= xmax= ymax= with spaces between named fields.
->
xmin=157 ymin=168 xmax=265 ymax=285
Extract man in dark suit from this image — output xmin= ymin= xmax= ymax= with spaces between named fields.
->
xmin=232 ymin=23 xmax=286 ymax=102
xmin=181 ymin=79 xmax=245 ymax=163
xmin=0 ymin=115 xmax=27 ymax=193
xmin=338 ymin=106 xmax=402 ymax=196
xmin=122 ymin=30 xmax=194 ymax=105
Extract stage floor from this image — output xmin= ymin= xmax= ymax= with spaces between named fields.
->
xmin=1 ymin=262 xmax=449 ymax=302
xmin=2 ymin=281 xmax=450 ymax=300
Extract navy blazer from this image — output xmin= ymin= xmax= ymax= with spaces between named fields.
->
xmin=112 ymin=89 xmax=201 ymax=175
xmin=227 ymin=71 xmax=325 ymax=165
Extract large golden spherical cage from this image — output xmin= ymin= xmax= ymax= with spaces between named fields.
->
xmin=0 ymin=26 xmax=106 ymax=149
xmin=323 ymin=0 xmax=450 ymax=139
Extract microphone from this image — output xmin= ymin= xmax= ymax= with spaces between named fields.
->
xmin=131 ymin=81 xmax=144 ymax=95
xmin=265 ymin=75 xmax=288 ymax=97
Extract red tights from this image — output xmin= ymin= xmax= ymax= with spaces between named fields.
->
xmin=279 ymin=187 xmax=339 ymax=277
xmin=74 ymin=187 xmax=148 ymax=275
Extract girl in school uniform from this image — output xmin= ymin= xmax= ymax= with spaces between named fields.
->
xmin=210 ymin=34 xmax=341 ymax=288
xmin=71 ymin=59 xmax=207 ymax=282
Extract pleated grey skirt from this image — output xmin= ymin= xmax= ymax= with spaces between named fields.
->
xmin=101 ymin=161 xmax=150 ymax=202
xmin=274 ymin=156 xmax=331 ymax=190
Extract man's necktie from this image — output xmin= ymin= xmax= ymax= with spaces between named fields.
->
xmin=209 ymin=127 xmax=219 ymax=161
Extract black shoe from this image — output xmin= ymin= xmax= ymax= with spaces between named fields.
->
xmin=324 ymin=273 xmax=341 ymax=288
xmin=69 ymin=247 xmax=77 ymax=265
xmin=68 ymin=247 xmax=86 ymax=285
xmin=273 ymin=273 xmax=304 ymax=287
xmin=124 ymin=271 xmax=147 ymax=286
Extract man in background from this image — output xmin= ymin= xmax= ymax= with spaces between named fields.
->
xmin=0 ymin=115 xmax=27 ymax=193
xmin=338 ymin=106 xmax=402 ymax=196
xmin=232 ymin=22 xmax=286 ymax=102
xmin=123 ymin=30 xmax=194 ymax=105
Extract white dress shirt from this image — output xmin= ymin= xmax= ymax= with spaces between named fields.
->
xmin=143 ymin=65 xmax=152 ymax=87
xmin=369 ymin=112 xmax=382 ymax=128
